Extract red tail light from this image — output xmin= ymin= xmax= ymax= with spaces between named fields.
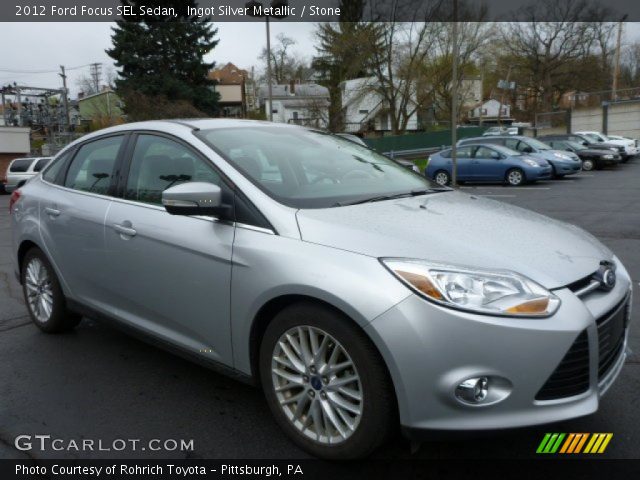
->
xmin=9 ymin=190 xmax=21 ymax=214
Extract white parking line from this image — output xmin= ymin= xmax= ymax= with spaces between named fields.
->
xmin=460 ymin=186 xmax=551 ymax=190
xmin=478 ymin=194 xmax=517 ymax=198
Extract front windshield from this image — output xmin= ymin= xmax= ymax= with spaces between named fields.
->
xmin=491 ymin=144 xmax=521 ymax=156
xmin=566 ymin=141 xmax=586 ymax=151
xmin=585 ymin=133 xmax=605 ymax=142
xmin=525 ymin=138 xmax=552 ymax=150
xmin=196 ymin=126 xmax=441 ymax=208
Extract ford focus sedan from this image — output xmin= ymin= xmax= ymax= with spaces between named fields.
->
xmin=10 ymin=120 xmax=633 ymax=459
xmin=426 ymin=144 xmax=552 ymax=186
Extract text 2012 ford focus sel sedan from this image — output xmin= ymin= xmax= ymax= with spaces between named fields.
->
xmin=10 ymin=120 xmax=633 ymax=459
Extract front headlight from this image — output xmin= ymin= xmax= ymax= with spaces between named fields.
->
xmin=553 ymin=152 xmax=571 ymax=160
xmin=381 ymin=259 xmax=560 ymax=317
xmin=603 ymin=154 xmax=614 ymax=159
xmin=523 ymin=158 xmax=538 ymax=167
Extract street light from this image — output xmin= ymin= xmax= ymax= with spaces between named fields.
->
xmin=246 ymin=0 xmax=289 ymax=122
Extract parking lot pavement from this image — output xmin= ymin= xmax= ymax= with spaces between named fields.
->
xmin=0 ymin=160 xmax=639 ymax=460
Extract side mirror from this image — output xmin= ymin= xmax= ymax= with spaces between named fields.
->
xmin=162 ymin=182 xmax=231 ymax=217
xmin=522 ymin=146 xmax=533 ymax=153
xmin=491 ymin=152 xmax=501 ymax=159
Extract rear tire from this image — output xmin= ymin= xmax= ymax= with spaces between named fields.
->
xmin=21 ymin=248 xmax=82 ymax=333
xmin=505 ymin=168 xmax=525 ymax=186
xmin=259 ymin=302 xmax=395 ymax=459
xmin=433 ymin=170 xmax=451 ymax=186
xmin=581 ymin=158 xmax=595 ymax=171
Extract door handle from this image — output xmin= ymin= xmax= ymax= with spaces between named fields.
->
xmin=44 ymin=207 xmax=61 ymax=217
xmin=113 ymin=223 xmax=137 ymax=237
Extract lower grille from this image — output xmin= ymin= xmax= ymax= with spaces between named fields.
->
xmin=597 ymin=295 xmax=629 ymax=380
xmin=536 ymin=330 xmax=590 ymax=401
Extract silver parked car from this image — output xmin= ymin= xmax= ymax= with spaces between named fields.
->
xmin=3 ymin=157 xmax=51 ymax=193
xmin=10 ymin=120 xmax=633 ymax=459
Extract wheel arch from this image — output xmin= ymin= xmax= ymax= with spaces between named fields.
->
xmin=248 ymin=294 xmax=396 ymax=396
xmin=17 ymin=239 xmax=41 ymax=283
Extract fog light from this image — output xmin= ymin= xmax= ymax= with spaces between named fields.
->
xmin=455 ymin=377 xmax=488 ymax=404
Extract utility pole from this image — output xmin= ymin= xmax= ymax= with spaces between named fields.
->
xmin=90 ymin=62 xmax=102 ymax=93
xmin=450 ymin=0 xmax=459 ymax=187
xmin=266 ymin=16 xmax=274 ymax=122
xmin=59 ymin=65 xmax=71 ymax=130
xmin=612 ymin=15 xmax=627 ymax=102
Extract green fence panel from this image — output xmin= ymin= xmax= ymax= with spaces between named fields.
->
xmin=363 ymin=127 xmax=486 ymax=153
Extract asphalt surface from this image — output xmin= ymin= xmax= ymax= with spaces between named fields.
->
xmin=0 ymin=161 xmax=639 ymax=461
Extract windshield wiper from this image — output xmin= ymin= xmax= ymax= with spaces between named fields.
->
xmin=334 ymin=188 xmax=449 ymax=207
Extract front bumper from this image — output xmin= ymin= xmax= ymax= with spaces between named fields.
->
xmin=552 ymin=161 xmax=582 ymax=175
xmin=365 ymin=263 xmax=632 ymax=434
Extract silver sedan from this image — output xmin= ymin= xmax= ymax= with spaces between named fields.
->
xmin=10 ymin=120 xmax=633 ymax=459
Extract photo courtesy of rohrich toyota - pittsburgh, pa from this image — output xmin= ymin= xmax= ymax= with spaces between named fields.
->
xmin=0 ymin=0 xmax=639 ymax=479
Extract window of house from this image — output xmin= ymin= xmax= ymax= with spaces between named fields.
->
xmin=359 ymin=109 xmax=369 ymax=114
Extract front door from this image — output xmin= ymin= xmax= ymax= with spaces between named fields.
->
xmin=104 ymin=133 xmax=235 ymax=365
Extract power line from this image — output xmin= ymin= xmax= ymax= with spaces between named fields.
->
xmin=0 ymin=63 xmax=94 ymax=74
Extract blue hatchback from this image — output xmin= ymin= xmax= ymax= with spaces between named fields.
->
xmin=426 ymin=143 xmax=552 ymax=186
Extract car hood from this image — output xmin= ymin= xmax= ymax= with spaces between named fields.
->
xmin=533 ymin=150 xmax=580 ymax=162
xmin=580 ymin=148 xmax=617 ymax=157
xmin=296 ymin=192 xmax=612 ymax=289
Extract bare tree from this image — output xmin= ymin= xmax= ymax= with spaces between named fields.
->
xmin=500 ymin=0 xmax=606 ymax=112
xmin=366 ymin=0 xmax=450 ymax=134
xmin=259 ymin=33 xmax=311 ymax=84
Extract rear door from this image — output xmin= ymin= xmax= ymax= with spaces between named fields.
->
xmin=103 ymin=132 xmax=235 ymax=364
xmin=39 ymin=134 xmax=127 ymax=305
xmin=453 ymin=146 xmax=473 ymax=179
xmin=471 ymin=146 xmax=504 ymax=181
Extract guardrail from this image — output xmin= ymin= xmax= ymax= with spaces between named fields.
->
xmin=383 ymin=146 xmax=447 ymax=160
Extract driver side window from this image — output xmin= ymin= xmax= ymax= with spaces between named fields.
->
xmin=125 ymin=134 xmax=224 ymax=206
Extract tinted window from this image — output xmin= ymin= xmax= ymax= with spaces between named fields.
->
xmin=474 ymin=146 xmax=498 ymax=158
xmin=504 ymin=138 xmax=519 ymax=150
xmin=9 ymin=159 xmax=34 ymax=172
xmin=64 ymin=136 xmax=123 ymax=195
xmin=32 ymin=158 xmax=51 ymax=172
xmin=125 ymin=134 xmax=225 ymax=206
xmin=43 ymin=151 xmax=71 ymax=184
xmin=197 ymin=126 xmax=438 ymax=209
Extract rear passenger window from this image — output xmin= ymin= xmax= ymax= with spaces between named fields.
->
xmin=125 ymin=134 xmax=227 ymax=206
xmin=9 ymin=159 xmax=34 ymax=172
xmin=64 ymin=136 xmax=124 ymax=195
xmin=32 ymin=158 xmax=50 ymax=172
xmin=43 ymin=151 xmax=71 ymax=184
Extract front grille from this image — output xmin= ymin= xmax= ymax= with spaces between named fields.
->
xmin=565 ymin=273 xmax=597 ymax=294
xmin=597 ymin=295 xmax=629 ymax=380
xmin=536 ymin=330 xmax=590 ymax=400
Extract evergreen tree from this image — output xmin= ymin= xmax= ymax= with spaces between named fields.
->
xmin=312 ymin=0 xmax=381 ymax=131
xmin=107 ymin=0 xmax=219 ymax=117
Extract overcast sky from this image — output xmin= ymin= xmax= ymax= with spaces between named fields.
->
xmin=1 ymin=22 xmax=639 ymax=98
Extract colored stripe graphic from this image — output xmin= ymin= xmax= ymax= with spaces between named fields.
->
xmin=536 ymin=433 xmax=565 ymax=453
xmin=538 ymin=433 xmax=613 ymax=454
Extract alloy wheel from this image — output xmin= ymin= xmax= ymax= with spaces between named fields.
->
xmin=24 ymin=258 xmax=54 ymax=323
xmin=271 ymin=325 xmax=363 ymax=445
xmin=507 ymin=170 xmax=523 ymax=186
xmin=582 ymin=159 xmax=594 ymax=171
xmin=435 ymin=171 xmax=450 ymax=186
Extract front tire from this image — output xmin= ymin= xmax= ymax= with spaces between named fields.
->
xmin=21 ymin=248 xmax=81 ymax=333
xmin=505 ymin=168 xmax=525 ymax=186
xmin=259 ymin=302 xmax=395 ymax=459
xmin=581 ymin=158 xmax=595 ymax=171
xmin=433 ymin=170 xmax=451 ymax=186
